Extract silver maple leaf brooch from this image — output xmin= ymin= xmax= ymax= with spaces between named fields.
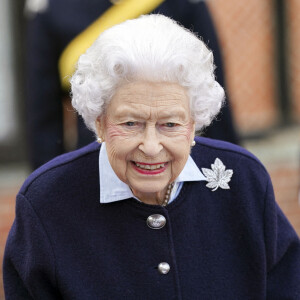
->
xmin=201 ymin=158 xmax=233 ymax=191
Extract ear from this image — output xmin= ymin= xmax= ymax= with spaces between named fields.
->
xmin=95 ymin=116 xmax=106 ymax=140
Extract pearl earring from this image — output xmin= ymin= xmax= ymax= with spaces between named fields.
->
xmin=97 ymin=137 xmax=103 ymax=144
xmin=191 ymin=140 xmax=196 ymax=147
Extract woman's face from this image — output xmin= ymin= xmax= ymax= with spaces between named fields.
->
xmin=97 ymin=81 xmax=195 ymax=204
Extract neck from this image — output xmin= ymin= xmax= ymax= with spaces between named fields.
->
xmin=133 ymin=190 xmax=166 ymax=205
xmin=132 ymin=183 xmax=173 ymax=206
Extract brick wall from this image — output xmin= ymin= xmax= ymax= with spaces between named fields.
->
xmin=287 ymin=0 xmax=300 ymax=122
xmin=207 ymin=0 xmax=299 ymax=135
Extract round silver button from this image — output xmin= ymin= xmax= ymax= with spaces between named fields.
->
xmin=147 ymin=214 xmax=166 ymax=229
xmin=158 ymin=262 xmax=170 ymax=274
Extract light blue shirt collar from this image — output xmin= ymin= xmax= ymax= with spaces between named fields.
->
xmin=99 ymin=142 xmax=206 ymax=204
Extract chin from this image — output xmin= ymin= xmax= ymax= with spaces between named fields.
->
xmin=130 ymin=182 xmax=168 ymax=195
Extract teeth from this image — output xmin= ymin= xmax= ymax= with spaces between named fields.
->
xmin=135 ymin=162 xmax=165 ymax=170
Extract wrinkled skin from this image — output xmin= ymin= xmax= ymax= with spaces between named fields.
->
xmin=96 ymin=81 xmax=195 ymax=205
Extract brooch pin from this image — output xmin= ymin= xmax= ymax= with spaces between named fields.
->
xmin=201 ymin=158 xmax=233 ymax=191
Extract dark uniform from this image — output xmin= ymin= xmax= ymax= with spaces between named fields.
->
xmin=25 ymin=0 xmax=239 ymax=169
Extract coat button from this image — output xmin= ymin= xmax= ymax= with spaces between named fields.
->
xmin=158 ymin=262 xmax=170 ymax=274
xmin=147 ymin=214 xmax=166 ymax=229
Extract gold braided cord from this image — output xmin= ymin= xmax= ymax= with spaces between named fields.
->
xmin=58 ymin=0 xmax=165 ymax=90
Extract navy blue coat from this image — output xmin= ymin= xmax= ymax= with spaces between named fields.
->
xmin=25 ymin=0 xmax=239 ymax=169
xmin=3 ymin=137 xmax=300 ymax=299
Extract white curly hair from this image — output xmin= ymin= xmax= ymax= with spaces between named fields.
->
xmin=71 ymin=14 xmax=225 ymax=133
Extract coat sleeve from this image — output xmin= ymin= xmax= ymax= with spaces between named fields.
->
xmin=3 ymin=194 xmax=61 ymax=299
xmin=264 ymin=177 xmax=300 ymax=298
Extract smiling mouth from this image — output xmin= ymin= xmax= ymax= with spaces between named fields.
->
xmin=134 ymin=162 xmax=166 ymax=170
xmin=131 ymin=161 xmax=168 ymax=174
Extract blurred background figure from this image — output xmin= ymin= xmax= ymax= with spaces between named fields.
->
xmin=24 ymin=0 xmax=239 ymax=170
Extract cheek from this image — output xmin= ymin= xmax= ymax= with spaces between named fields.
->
xmin=165 ymin=124 xmax=193 ymax=151
xmin=174 ymin=143 xmax=191 ymax=163
xmin=183 ymin=122 xmax=194 ymax=141
xmin=105 ymin=122 xmax=133 ymax=143
xmin=106 ymin=144 xmax=121 ymax=163
xmin=166 ymin=122 xmax=194 ymax=141
xmin=106 ymin=142 xmax=129 ymax=182
xmin=105 ymin=123 xmax=137 ymax=164
xmin=169 ymin=125 xmax=193 ymax=169
xmin=104 ymin=121 xmax=123 ymax=141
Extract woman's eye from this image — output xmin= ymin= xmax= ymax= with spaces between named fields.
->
xmin=124 ymin=121 xmax=137 ymax=127
xmin=165 ymin=122 xmax=177 ymax=128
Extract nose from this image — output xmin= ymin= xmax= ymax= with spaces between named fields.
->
xmin=138 ymin=125 xmax=163 ymax=157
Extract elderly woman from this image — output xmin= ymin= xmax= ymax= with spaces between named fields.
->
xmin=3 ymin=15 xmax=300 ymax=299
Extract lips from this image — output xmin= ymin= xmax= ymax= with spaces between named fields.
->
xmin=132 ymin=161 xmax=168 ymax=175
